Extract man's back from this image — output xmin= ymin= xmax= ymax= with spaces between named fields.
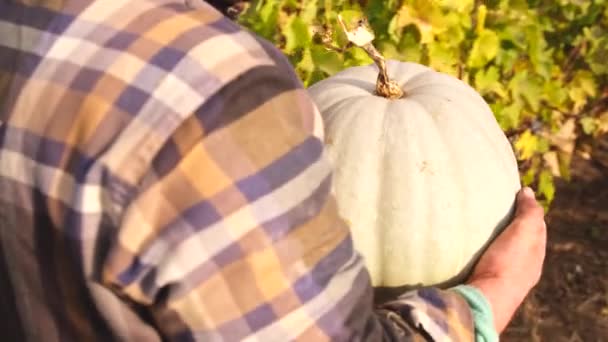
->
xmin=0 ymin=1 xmax=478 ymax=341
xmin=0 ymin=1 xmax=302 ymax=340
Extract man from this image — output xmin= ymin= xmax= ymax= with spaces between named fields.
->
xmin=0 ymin=1 xmax=546 ymax=340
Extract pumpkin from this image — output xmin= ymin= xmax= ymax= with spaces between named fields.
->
xmin=309 ymin=59 xmax=521 ymax=289
xmin=308 ymin=17 xmax=521 ymax=289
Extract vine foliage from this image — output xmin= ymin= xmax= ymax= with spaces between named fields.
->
xmin=240 ymin=0 xmax=608 ymax=207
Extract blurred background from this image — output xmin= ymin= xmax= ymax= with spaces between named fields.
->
xmin=237 ymin=0 xmax=608 ymax=340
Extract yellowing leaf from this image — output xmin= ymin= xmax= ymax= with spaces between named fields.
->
xmin=239 ymin=0 xmax=605 ymax=208
xmin=468 ymin=30 xmax=500 ymax=68
xmin=515 ymin=130 xmax=539 ymax=160
xmin=568 ymin=70 xmax=597 ymax=111
xmin=440 ymin=0 xmax=474 ymax=12
xmin=580 ymin=116 xmax=598 ymax=135
xmin=577 ymin=72 xmax=597 ymax=97
xmin=392 ymin=5 xmax=434 ymax=43
xmin=476 ymin=4 xmax=487 ymax=34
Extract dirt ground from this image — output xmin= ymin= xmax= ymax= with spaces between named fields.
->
xmin=502 ymin=152 xmax=608 ymax=341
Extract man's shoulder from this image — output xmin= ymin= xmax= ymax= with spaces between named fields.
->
xmin=1 ymin=1 xmax=301 ymax=192
xmin=80 ymin=2 xmax=300 ymax=183
xmin=93 ymin=1 xmax=286 ymax=84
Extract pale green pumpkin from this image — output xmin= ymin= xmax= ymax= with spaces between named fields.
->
xmin=308 ymin=60 xmax=521 ymax=288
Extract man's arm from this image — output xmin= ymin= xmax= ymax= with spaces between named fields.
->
xmin=100 ymin=64 xmax=475 ymax=341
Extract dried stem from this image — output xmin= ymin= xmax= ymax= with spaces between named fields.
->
xmin=360 ymin=43 xmax=404 ymax=99
xmin=322 ymin=15 xmax=404 ymax=99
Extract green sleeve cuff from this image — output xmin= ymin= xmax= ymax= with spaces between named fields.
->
xmin=452 ymin=285 xmax=499 ymax=342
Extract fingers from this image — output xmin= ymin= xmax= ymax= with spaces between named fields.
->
xmin=515 ymin=187 xmax=545 ymax=222
xmin=512 ymin=187 xmax=547 ymax=242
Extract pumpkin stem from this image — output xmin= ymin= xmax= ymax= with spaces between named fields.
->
xmin=337 ymin=15 xmax=404 ymax=99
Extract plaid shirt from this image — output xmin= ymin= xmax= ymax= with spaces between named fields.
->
xmin=0 ymin=1 xmax=475 ymax=341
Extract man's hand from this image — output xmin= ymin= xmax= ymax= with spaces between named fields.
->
xmin=467 ymin=187 xmax=547 ymax=333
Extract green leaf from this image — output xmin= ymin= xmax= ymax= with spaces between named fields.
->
xmin=502 ymin=0 xmax=528 ymax=11
xmin=509 ymin=71 xmax=543 ymax=112
xmin=296 ymin=48 xmax=315 ymax=86
xmin=538 ymin=169 xmax=555 ymax=203
xmin=468 ymin=29 xmax=500 ymax=68
xmin=525 ymin=24 xmax=552 ymax=79
xmin=240 ymin=0 xmax=608 ymax=207
xmin=475 ymin=66 xmax=507 ymax=98
xmin=345 ymin=46 xmax=374 ymax=66
xmin=521 ymin=158 xmax=539 ymax=186
xmin=254 ymin=0 xmax=281 ymax=39
xmin=366 ymin=0 xmax=399 ymax=40
xmin=428 ymin=43 xmax=458 ymax=75
xmin=283 ymin=16 xmax=311 ymax=54
xmin=537 ymin=136 xmax=550 ymax=153
xmin=300 ymin=0 xmax=319 ymax=23
xmin=575 ymin=71 xmax=597 ymax=96
xmin=436 ymin=12 xmax=468 ymax=48
xmin=388 ymin=4 xmax=435 ymax=44
xmin=542 ymin=80 xmax=568 ymax=108
xmin=378 ymin=41 xmax=401 ymax=60
xmin=587 ymin=37 xmax=608 ymax=75
xmin=310 ymin=45 xmax=344 ymax=75
xmin=339 ymin=9 xmax=366 ymax=30
xmin=568 ymin=70 xmax=597 ymax=111
xmin=397 ymin=28 xmax=423 ymax=62
xmin=387 ymin=11 xmax=402 ymax=42
xmin=258 ymin=0 xmax=278 ymax=23
xmin=494 ymin=48 xmax=519 ymax=72
xmin=498 ymin=25 xmax=527 ymax=50
xmin=495 ymin=102 xmax=523 ymax=130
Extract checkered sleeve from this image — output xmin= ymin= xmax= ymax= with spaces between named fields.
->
xmin=100 ymin=62 xmax=474 ymax=341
